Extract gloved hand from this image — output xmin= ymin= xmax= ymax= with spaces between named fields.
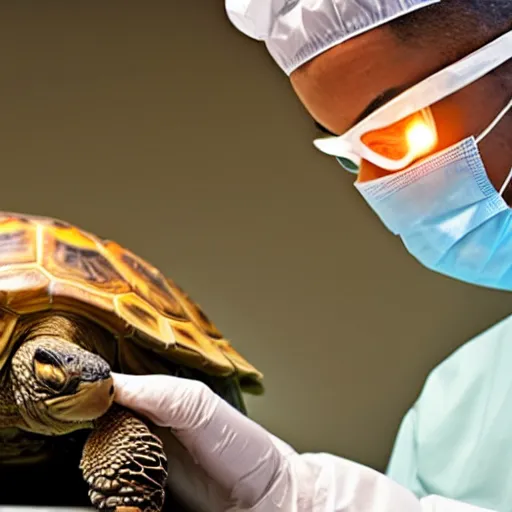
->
xmin=111 ymin=372 xmax=299 ymax=512
xmin=111 ymin=372 xmax=492 ymax=512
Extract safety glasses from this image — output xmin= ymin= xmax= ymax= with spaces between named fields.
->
xmin=313 ymin=30 xmax=512 ymax=173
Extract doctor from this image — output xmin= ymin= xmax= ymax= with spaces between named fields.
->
xmin=113 ymin=1 xmax=511 ymax=511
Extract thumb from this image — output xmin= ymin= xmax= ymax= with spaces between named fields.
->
xmin=111 ymin=372 xmax=220 ymax=430
xmin=111 ymin=373 xmax=171 ymax=426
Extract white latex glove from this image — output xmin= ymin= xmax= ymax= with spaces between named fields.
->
xmin=112 ymin=373 xmax=496 ymax=512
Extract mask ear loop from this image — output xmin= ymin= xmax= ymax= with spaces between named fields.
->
xmin=499 ymin=167 xmax=512 ymax=196
xmin=476 ymin=98 xmax=512 ymax=144
xmin=474 ymin=98 xmax=512 ymax=196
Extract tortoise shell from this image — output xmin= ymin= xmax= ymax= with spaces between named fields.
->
xmin=0 ymin=212 xmax=263 ymax=393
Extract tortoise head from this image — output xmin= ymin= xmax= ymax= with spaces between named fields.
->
xmin=10 ymin=338 xmax=114 ymax=435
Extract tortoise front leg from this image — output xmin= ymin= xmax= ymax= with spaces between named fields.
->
xmin=80 ymin=404 xmax=168 ymax=512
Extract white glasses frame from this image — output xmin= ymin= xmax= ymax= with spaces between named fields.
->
xmin=313 ymin=30 xmax=512 ymax=173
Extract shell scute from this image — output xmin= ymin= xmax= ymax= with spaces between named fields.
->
xmin=103 ymin=241 xmax=188 ymax=321
xmin=0 ymin=218 xmax=38 ymax=267
xmin=166 ymin=279 xmax=224 ymax=340
xmin=0 ymin=266 xmax=51 ymax=314
xmin=166 ymin=319 xmax=234 ymax=375
xmin=114 ymin=293 xmax=175 ymax=348
xmin=42 ymin=225 xmax=130 ymax=294
xmin=48 ymin=280 xmax=125 ymax=335
xmin=214 ymin=338 xmax=262 ymax=381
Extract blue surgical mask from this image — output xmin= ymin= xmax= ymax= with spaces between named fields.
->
xmin=354 ymin=99 xmax=512 ymax=291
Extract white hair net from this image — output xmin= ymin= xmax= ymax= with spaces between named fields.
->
xmin=225 ymin=0 xmax=441 ymax=75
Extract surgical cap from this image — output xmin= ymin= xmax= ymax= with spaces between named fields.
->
xmin=225 ymin=0 xmax=441 ymax=75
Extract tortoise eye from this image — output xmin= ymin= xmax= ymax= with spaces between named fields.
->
xmin=34 ymin=360 xmax=67 ymax=391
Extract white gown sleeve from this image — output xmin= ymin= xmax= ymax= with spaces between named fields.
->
xmin=241 ymin=449 xmax=496 ymax=512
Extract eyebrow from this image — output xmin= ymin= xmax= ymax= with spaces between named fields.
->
xmin=314 ymin=85 xmax=410 ymax=136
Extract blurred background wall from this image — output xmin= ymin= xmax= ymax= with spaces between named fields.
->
xmin=0 ymin=1 xmax=511 ymax=474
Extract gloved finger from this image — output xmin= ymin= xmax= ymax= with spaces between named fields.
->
xmin=111 ymin=372 xmax=218 ymax=430
xmin=175 ymin=396 xmax=290 ymax=508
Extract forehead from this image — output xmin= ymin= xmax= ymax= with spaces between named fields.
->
xmin=289 ymin=26 xmax=440 ymax=134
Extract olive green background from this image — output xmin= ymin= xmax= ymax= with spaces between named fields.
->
xmin=1 ymin=1 xmax=512 ymax=479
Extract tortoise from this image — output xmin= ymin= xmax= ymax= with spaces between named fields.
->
xmin=0 ymin=211 xmax=264 ymax=512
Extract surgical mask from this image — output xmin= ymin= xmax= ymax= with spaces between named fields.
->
xmin=354 ymin=98 xmax=512 ymax=290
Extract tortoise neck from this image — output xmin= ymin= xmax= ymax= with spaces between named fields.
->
xmin=0 ymin=373 xmax=21 ymax=426
xmin=16 ymin=312 xmax=108 ymax=353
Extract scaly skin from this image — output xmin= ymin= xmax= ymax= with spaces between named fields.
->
xmin=81 ymin=404 xmax=168 ymax=512
xmin=0 ymin=373 xmax=21 ymax=427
